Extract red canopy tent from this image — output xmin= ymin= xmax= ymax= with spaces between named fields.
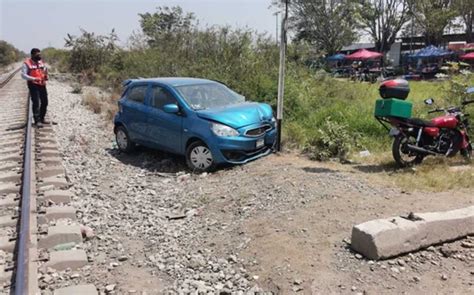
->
xmin=345 ymin=49 xmax=383 ymax=60
xmin=461 ymin=43 xmax=474 ymax=51
xmin=460 ymin=52 xmax=474 ymax=60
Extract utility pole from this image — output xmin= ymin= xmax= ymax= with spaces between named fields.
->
xmin=274 ymin=11 xmax=280 ymax=46
xmin=276 ymin=0 xmax=288 ymax=152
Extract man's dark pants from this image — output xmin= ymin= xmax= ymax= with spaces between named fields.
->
xmin=27 ymin=83 xmax=48 ymax=123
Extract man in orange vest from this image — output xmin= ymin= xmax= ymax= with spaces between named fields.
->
xmin=21 ymin=48 xmax=49 ymax=126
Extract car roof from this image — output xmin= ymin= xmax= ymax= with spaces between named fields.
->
xmin=124 ymin=77 xmax=217 ymax=88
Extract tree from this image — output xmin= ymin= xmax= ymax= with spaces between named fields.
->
xmin=64 ymin=29 xmax=119 ymax=80
xmin=408 ymin=0 xmax=457 ymax=45
xmin=0 ymin=40 xmax=21 ymax=67
xmin=138 ymin=6 xmax=195 ymax=47
xmin=356 ymin=0 xmax=410 ymax=53
xmin=289 ymin=0 xmax=358 ymax=56
xmin=453 ymin=0 xmax=474 ymax=43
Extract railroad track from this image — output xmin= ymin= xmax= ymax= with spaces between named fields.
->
xmin=0 ymin=69 xmax=97 ymax=294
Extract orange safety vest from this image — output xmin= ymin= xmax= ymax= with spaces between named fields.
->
xmin=24 ymin=58 xmax=47 ymax=86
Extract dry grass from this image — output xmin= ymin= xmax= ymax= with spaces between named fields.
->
xmin=352 ymin=152 xmax=474 ymax=192
xmin=82 ymin=91 xmax=102 ymax=113
xmin=81 ymin=90 xmax=119 ymax=121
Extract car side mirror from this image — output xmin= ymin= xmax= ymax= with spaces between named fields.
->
xmin=163 ymin=104 xmax=180 ymax=114
xmin=424 ymin=98 xmax=434 ymax=105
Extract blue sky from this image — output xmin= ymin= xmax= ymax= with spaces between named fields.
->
xmin=0 ymin=0 xmax=279 ymax=52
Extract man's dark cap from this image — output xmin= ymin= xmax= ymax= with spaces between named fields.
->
xmin=30 ymin=48 xmax=41 ymax=55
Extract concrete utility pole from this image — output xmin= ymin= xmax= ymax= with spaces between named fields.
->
xmin=274 ymin=11 xmax=280 ymax=46
xmin=276 ymin=0 xmax=288 ymax=152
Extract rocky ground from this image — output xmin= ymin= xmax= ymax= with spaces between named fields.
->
xmin=42 ymin=79 xmax=473 ymax=294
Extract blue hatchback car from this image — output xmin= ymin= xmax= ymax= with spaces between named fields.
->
xmin=113 ymin=78 xmax=276 ymax=172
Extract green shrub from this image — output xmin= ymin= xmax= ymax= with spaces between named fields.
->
xmin=305 ymin=117 xmax=360 ymax=161
xmin=0 ymin=40 xmax=22 ymax=67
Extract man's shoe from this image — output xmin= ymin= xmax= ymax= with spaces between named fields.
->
xmin=41 ymin=120 xmax=51 ymax=125
xmin=36 ymin=122 xmax=43 ymax=128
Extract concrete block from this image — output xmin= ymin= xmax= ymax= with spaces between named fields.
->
xmin=0 ymin=141 xmax=22 ymax=149
xmin=0 ymin=236 xmax=15 ymax=252
xmin=38 ymin=224 xmax=82 ymax=249
xmin=0 ymin=183 xmax=18 ymax=194
xmin=0 ymin=265 xmax=12 ymax=284
xmin=36 ymin=166 xmax=65 ymax=178
xmin=351 ymin=206 xmax=474 ymax=260
xmin=54 ymin=284 xmax=98 ymax=295
xmin=0 ymin=183 xmax=18 ymax=195
xmin=0 ymin=154 xmax=22 ymax=163
xmin=0 ymin=196 xmax=16 ymax=207
xmin=36 ymin=143 xmax=59 ymax=150
xmin=38 ymin=206 xmax=76 ymax=224
xmin=42 ymin=190 xmax=72 ymax=204
xmin=37 ymin=150 xmax=61 ymax=157
xmin=0 ymin=171 xmax=21 ymax=183
xmin=0 ymin=215 xmax=16 ymax=228
xmin=43 ymin=250 xmax=88 ymax=271
xmin=0 ymin=163 xmax=19 ymax=173
xmin=38 ymin=176 xmax=68 ymax=189
xmin=36 ymin=156 xmax=62 ymax=166
xmin=0 ymin=147 xmax=20 ymax=155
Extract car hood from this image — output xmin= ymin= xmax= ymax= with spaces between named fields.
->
xmin=196 ymin=102 xmax=273 ymax=129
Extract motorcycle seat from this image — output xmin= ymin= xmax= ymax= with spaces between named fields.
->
xmin=398 ymin=117 xmax=437 ymax=127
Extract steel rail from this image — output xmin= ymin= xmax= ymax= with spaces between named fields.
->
xmin=0 ymin=68 xmax=21 ymax=87
xmin=0 ymin=67 xmax=33 ymax=294
xmin=14 ymin=94 xmax=32 ymax=295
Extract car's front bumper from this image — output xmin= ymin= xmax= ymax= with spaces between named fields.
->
xmin=209 ymin=128 xmax=277 ymax=165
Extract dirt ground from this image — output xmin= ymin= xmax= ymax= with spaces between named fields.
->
xmin=47 ymin=79 xmax=473 ymax=294
xmin=181 ymin=153 xmax=473 ymax=294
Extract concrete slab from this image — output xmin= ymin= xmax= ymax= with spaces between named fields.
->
xmin=41 ymin=190 xmax=72 ymax=204
xmin=38 ymin=224 xmax=82 ymax=249
xmin=54 ymin=284 xmax=98 ymax=295
xmin=351 ymin=206 xmax=474 ymax=260
xmin=38 ymin=206 xmax=76 ymax=224
xmin=42 ymin=250 xmax=88 ymax=271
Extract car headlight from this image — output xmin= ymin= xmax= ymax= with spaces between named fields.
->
xmin=211 ymin=122 xmax=239 ymax=137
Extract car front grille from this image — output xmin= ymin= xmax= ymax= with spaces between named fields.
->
xmin=245 ymin=124 xmax=272 ymax=137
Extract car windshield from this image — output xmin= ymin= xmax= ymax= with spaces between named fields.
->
xmin=175 ymin=83 xmax=245 ymax=110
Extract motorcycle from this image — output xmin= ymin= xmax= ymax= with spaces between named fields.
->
xmin=378 ymin=85 xmax=474 ymax=167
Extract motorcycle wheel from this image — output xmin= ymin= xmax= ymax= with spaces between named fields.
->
xmin=392 ymin=135 xmax=425 ymax=168
xmin=461 ymin=144 xmax=472 ymax=163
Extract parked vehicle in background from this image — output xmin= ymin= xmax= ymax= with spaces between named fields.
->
xmin=375 ymin=80 xmax=473 ymax=167
xmin=113 ymin=78 xmax=276 ymax=172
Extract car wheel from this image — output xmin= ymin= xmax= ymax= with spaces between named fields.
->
xmin=115 ymin=126 xmax=135 ymax=153
xmin=186 ymin=140 xmax=215 ymax=172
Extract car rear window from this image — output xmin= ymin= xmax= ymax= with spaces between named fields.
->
xmin=127 ymin=85 xmax=147 ymax=104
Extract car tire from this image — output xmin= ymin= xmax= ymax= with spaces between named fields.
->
xmin=186 ymin=140 xmax=215 ymax=173
xmin=115 ymin=126 xmax=135 ymax=153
